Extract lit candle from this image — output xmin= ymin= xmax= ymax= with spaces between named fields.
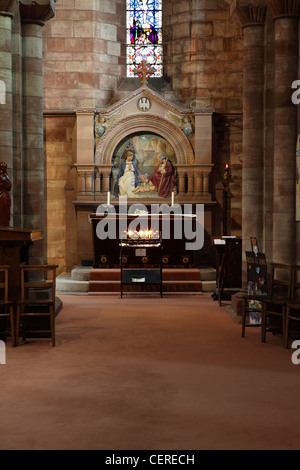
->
xmin=107 ymin=191 xmax=110 ymax=205
xmin=171 ymin=191 xmax=174 ymax=206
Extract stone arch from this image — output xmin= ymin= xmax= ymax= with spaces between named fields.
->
xmin=95 ymin=114 xmax=194 ymax=165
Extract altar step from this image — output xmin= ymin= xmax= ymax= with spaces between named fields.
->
xmin=89 ymin=268 xmax=202 ymax=294
xmin=56 ymin=266 xmax=216 ymax=295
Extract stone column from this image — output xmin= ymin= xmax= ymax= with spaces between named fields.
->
xmin=263 ymin=8 xmax=275 ymax=263
xmin=187 ymin=170 xmax=194 ymax=196
xmin=75 ymin=165 xmax=96 ymax=196
xmin=94 ymin=171 xmax=101 ymax=195
xmin=177 ymin=168 xmax=186 ymax=195
xmin=0 ymin=1 xmax=14 ymax=181
xmin=12 ymin=6 xmax=24 ymax=228
xmin=194 ymin=170 xmax=203 ymax=196
xmin=101 ymin=166 xmax=113 ymax=195
xmin=22 ymin=20 xmax=44 ymax=263
xmin=268 ymin=0 xmax=300 ymax=264
xmin=19 ymin=0 xmax=56 ymax=263
xmin=231 ymin=1 xmax=266 ymax=283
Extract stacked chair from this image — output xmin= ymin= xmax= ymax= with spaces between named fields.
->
xmin=16 ymin=264 xmax=57 ymax=346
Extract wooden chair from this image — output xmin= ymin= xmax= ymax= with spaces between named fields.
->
xmin=16 ymin=265 xmax=57 ymax=347
xmin=0 ymin=265 xmax=15 ymax=347
xmin=260 ymin=263 xmax=294 ymax=346
xmin=284 ymin=265 xmax=300 ymax=348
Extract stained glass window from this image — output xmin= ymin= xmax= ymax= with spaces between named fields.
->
xmin=126 ymin=0 xmax=163 ymax=78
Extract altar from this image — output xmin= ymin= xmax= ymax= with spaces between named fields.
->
xmin=89 ymin=208 xmax=199 ymax=269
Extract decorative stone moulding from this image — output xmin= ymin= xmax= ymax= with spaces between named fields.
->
xmin=17 ymin=0 xmax=56 ymax=24
xmin=95 ymin=114 xmax=195 ymax=166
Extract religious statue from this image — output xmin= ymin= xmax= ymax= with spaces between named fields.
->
xmin=182 ymin=116 xmax=194 ymax=137
xmin=114 ymin=148 xmax=141 ymax=198
xmin=150 ymin=153 xmax=176 ymax=198
xmin=95 ymin=115 xmax=107 ymax=139
xmin=166 ymin=111 xmax=194 ymax=138
xmin=0 ymin=162 xmax=11 ymax=226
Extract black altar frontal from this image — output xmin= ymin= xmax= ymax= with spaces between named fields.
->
xmin=89 ymin=205 xmax=201 ymax=269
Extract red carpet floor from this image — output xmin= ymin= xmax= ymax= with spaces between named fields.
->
xmin=1 ymin=294 xmax=300 ymax=450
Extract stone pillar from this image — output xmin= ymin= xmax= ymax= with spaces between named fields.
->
xmin=263 ymin=9 xmax=275 ymax=263
xmin=101 ymin=166 xmax=112 ymax=195
xmin=94 ymin=171 xmax=101 ymax=195
xmin=22 ymin=20 xmax=44 ymax=262
xmin=75 ymin=110 xmax=95 ymax=165
xmin=19 ymin=0 xmax=56 ymax=263
xmin=187 ymin=171 xmax=194 ymax=196
xmin=194 ymin=170 xmax=203 ymax=196
xmin=268 ymin=0 xmax=300 ymax=264
xmin=12 ymin=6 xmax=24 ymax=228
xmin=75 ymin=165 xmax=95 ymax=196
xmin=177 ymin=168 xmax=186 ymax=195
xmin=0 ymin=1 xmax=14 ymax=180
xmin=203 ymin=171 xmax=210 ymax=194
xmin=231 ymin=2 xmax=266 ymax=283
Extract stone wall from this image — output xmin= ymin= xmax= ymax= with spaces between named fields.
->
xmin=163 ymin=0 xmax=243 ymax=112
xmin=42 ymin=0 xmax=125 ymax=109
xmin=163 ymin=0 xmax=244 ymax=237
xmin=44 ymin=114 xmax=76 ymax=273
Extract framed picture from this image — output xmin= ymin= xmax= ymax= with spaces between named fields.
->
xmin=245 ymin=251 xmax=268 ymax=296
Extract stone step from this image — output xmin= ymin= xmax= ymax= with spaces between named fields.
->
xmin=201 ymin=280 xmax=216 ymax=293
xmin=71 ymin=266 xmax=91 ymax=281
xmin=56 ymin=273 xmax=89 ymax=294
xmin=89 ymin=267 xmax=201 ymax=281
xmin=56 ymin=265 xmax=216 ymax=295
xmin=198 ymin=267 xmax=216 ymax=281
xmin=89 ymin=279 xmax=202 ymax=293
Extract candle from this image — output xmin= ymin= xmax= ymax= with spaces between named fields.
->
xmin=171 ymin=191 xmax=174 ymax=206
xmin=107 ymin=191 xmax=110 ymax=205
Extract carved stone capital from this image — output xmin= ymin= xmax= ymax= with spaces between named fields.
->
xmin=18 ymin=0 xmax=56 ymax=26
xmin=74 ymin=108 xmax=97 ymax=115
xmin=97 ymin=165 xmax=113 ymax=178
xmin=0 ymin=0 xmax=15 ymax=17
xmin=230 ymin=0 xmax=267 ymax=27
xmin=75 ymin=164 xmax=97 ymax=177
xmin=267 ymin=0 xmax=300 ymax=19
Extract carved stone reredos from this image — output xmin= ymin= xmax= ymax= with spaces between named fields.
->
xmin=94 ymin=85 xmax=213 ymax=166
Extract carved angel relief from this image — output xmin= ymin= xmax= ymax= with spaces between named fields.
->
xmin=95 ymin=109 xmax=123 ymax=140
xmin=166 ymin=110 xmax=194 ymax=138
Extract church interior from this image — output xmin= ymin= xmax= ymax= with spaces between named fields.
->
xmin=1 ymin=0 xmax=300 ymax=451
